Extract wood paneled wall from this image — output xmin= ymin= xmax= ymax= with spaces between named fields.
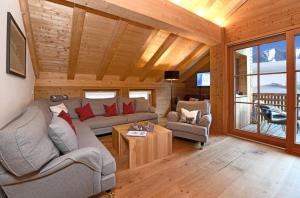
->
xmin=34 ymin=73 xmax=185 ymax=118
xmin=225 ymin=0 xmax=300 ymax=44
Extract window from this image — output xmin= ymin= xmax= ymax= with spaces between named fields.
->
xmin=233 ymin=39 xmax=287 ymax=139
xmin=129 ymin=90 xmax=152 ymax=103
xmin=84 ymin=90 xmax=117 ymax=99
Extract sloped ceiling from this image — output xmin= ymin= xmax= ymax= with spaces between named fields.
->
xmin=21 ymin=0 xmax=245 ymax=82
xmin=169 ymin=0 xmax=248 ymax=26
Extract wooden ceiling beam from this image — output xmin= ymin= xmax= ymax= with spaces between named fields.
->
xmin=155 ymin=43 xmax=205 ymax=82
xmin=140 ymin=33 xmax=178 ymax=82
xmin=120 ymin=29 xmax=159 ymax=81
xmin=56 ymin=0 xmax=221 ymax=45
xmin=19 ymin=0 xmax=40 ymax=78
xmin=96 ymin=20 xmax=128 ymax=80
xmin=67 ymin=7 xmax=86 ymax=80
xmin=179 ymin=54 xmax=210 ymax=83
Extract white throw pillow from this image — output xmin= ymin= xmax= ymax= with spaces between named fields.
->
xmin=48 ymin=116 xmax=78 ymax=154
xmin=180 ymin=108 xmax=200 ymax=125
xmin=49 ymin=103 xmax=68 ymax=116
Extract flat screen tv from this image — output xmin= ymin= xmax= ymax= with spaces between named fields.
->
xmin=196 ymin=72 xmax=210 ymax=87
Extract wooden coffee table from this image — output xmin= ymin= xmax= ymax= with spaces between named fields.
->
xmin=112 ymin=123 xmax=172 ymax=169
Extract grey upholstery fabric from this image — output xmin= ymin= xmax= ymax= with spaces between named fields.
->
xmin=49 ymin=116 xmax=78 ymax=154
xmin=135 ymin=97 xmax=149 ymax=112
xmin=82 ymin=98 xmax=117 ymax=116
xmin=198 ymin=114 xmax=212 ymax=128
xmin=0 ymin=106 xmax=59 ymax=177
xmin=125 ymin=112 xmax=158 ymax=123
xmin=176 ymin=101 xmax=210 ymax=115
xmin=29 ymin=100 xmax=53 ymax=124
xmin=167 ymin=122 xmax=207 ymax=136
xmin=167 ymin=101 xmax=211 ymax=144
xmin=101 ymin=174 xmax=116 ymax=192
xmin=74 ymin=120 xmax=116 ymax=176
xmin=0 ymin=148 xmax=102 ymax=186
xmin=117 ymin=97 xmax=135 ymax=114
xmin=2 ymin=164 xmax=99 ymax=198
xmin=63 ymin=99 xmax=81 ymax=119
xmin=167 ymin=111 xmax=179 ymax=122
xmin=83 ymin=115 xmax=127 ymax=129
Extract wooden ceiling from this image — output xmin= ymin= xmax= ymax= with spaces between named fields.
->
xmin=19 ymin=0 xmax=241 ymax=82
xmin=169 ymin=0 xmax=248 ymax=26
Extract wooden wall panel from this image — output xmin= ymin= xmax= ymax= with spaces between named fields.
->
xmin=225 ymin=0 xmax=300 ymax=43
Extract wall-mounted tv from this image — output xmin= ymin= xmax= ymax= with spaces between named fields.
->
xmin=196 ymin=72 xmax=210 ymax=87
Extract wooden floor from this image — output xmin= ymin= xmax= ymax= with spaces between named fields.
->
xmin=97 ymin=134 xmax=300 ymax=198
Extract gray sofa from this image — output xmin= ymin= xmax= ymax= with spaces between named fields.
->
xmin=58 ymin=97 xmax=158 ymax=135
xmin=166 ymin=101 xmax=212 ymax=147
xmin=0 ymin=97 xmax=158 ymax=198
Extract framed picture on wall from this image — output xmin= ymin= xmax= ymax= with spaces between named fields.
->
xmin=6 ymin=12 xmax=26 ymax=78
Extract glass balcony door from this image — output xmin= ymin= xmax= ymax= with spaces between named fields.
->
xmin=231 ymin=35 xmax=287 ymax=147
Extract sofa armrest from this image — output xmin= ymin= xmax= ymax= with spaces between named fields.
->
xmin=149 ymin=106 xmax=156 ymax=113
xmin=0 ymin=147 xmax=102 ymax=186
xmin=197 ymin=114 xmax=212 ymax=129
xmin=41 ymin=147 xmax=102 ymax=174
xmin=167 ymin=111 xmax=179 ymax=122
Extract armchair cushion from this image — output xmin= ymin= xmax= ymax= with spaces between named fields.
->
xmin=179 ymin=108 xmax=200 ymax=125
xmin=167 ymin=111 xmax=179 ymax=122
xmin=166 ymin=122 xmax=207 ymax=136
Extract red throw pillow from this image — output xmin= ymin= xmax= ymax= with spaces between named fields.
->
xmin=75 ymin=103 xmax=95 ymax=121
xmin=58 ymin=110 xmax=76 ymax=134
xmin=104 ymin=103 xmax=117 ymax=117
xmin=123 ymin=102 xmax=134 ymax=114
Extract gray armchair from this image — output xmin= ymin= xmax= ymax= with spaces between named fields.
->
xmin=166 ymin=101 xmax=212 ymax=147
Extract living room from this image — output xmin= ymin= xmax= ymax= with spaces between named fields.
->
xmin=1 ymin=0 xmax=300 ymax=197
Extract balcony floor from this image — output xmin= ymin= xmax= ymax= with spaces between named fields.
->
xmin=242 ymin=123 xmax=300 ymax=144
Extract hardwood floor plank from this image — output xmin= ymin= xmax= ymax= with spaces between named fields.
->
xmin=97 ymin=135 xmax=300 ymax=198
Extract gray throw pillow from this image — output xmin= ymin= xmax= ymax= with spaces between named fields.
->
xmin=135 ymin=98 xmax=149 ymax=112
xmin=49 ymin=116 xmax=78 ymax=154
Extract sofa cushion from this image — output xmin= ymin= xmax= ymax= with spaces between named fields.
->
xmin=75 ymin=103 xmax=95 ymax=121
xmin=117 ymin=97 xmax=135 ymax=114
xmin=0 ymin=106 xmax=59 ymax=177
xmin=166 ymin=121 xmax=207 ymax=136
xmin=73 ymin=120 xmax=116 ymax=176
xmin=82 ymin=98 xmax=117 ymax=116
xmin=135 ymin=97 xmax=149 ymax=112
xmin=58 ymin=111 xmax=76 ymax=133
xmin=49 ymin=103 xmax=68 ymax=116
xmin=83 ymin=116 xmax=127 ymax=129
xmin=63 ymin=99 xmax=81 ymax=119
xmin=125 ymin=112 xmax=158 ymax=123
xmin=104 ymin=103 xmax=118 ymax=117
xmin=123 ymin=102 xmax=134 ymax=114
xmin=49 ymin=116 xmax=78 ymax=154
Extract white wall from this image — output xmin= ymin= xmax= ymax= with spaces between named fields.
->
xmin=0 ymin=0 xmax=35 ymax=128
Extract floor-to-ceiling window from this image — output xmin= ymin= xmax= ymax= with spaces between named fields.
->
xmin=230 ymin=35 xmax=290 ymax=147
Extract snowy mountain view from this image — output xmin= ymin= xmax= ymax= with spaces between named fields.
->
xmin=249 ymin=39 xmax=300 ymax=93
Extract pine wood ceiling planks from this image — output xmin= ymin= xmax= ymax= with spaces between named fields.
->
xmin=19 ymin=0 xmax=40 ymax=77
xmin=57 ymin=0 xmax=221 ymax=45
xmin=139 ymin=34 xmax=178 ymax=82
xmin=28 ymin=0 xmax=73 ymax=73
xmin=120 ymin=29 xmax=159 ymax=81
xmin=96 ymin=20 xmax=128 ymax=80
xmin=67 ymin=7 xmax=86 ymax=80
xmin=179 ymin=54 xmax=210 ymax=82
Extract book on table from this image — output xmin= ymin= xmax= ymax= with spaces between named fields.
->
xmin=127 ymin=130 xmax=147 ymax=137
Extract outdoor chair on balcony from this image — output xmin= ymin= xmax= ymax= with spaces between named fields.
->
xmin=260 ymin=105 xmax=287 ymax=133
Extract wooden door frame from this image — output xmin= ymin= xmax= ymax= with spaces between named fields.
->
xmin=228 ymin=34 xmax=287 ymax=148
